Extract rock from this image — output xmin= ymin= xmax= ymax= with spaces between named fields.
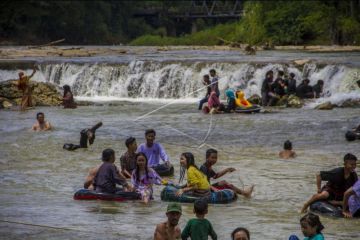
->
xmin=0 ymin=79 xmax=62 ymax=107
xmin=276 ymin=95 xmax=289 ymax=107
xmin=315 ymin=101 xmax=334 ymax=110
xmin=248 ymin=94 xmax=261 ymax=105
xmin=294 ymin=59 xmax=310 ymax=65
xmin=338 ymin=99 xmax=360 ymax=108
xmin=287 ymin=95 xmax=303 ymax=108
xmin=0 ymin=97 xmax=15 ymax=109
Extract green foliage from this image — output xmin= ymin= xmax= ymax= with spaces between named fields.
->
xmin=0 ymin=1 xmax=359 ymax=45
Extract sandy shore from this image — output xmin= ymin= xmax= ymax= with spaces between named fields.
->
xmin=0 ymin=45 xmax=360 ymax=59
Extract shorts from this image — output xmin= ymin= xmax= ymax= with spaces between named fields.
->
xmin=321 ymin=185 xmax=343 ymax=201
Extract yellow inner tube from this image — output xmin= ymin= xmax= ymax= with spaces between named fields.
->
xmin=235 ymin=91 xmax=252 ymax=108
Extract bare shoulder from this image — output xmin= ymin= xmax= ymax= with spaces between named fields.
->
xmin=154 ymin=222 xmax=166 ymax=240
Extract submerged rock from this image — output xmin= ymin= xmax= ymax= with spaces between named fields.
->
xmin=315 ymin=101 xmax=335 ymax=110
xmin=338 ymin=98 xmax=360 ymax=108
xmin=287 ymin=95 xmax=303 ymax=108
xmin=0 ymin=79 xmax=62 ymax=107
xmin=248 ymin=94 xmax=261 ymax=105
xmin=275 ymin=95 xmax=303 ymax=108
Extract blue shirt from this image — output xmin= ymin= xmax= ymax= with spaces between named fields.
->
xmin=137 ymin=142 xmax=169 ymax=167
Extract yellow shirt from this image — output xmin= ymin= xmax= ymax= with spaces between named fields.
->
xmin=187 ymin=166 xmax=210 ymax=190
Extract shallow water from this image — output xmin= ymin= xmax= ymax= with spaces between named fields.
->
xmin=0 ymin=103 xmax=359 ymax=240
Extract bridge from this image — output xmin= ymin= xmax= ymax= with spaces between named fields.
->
xmin=134 ymin=0 xmax=244 ymax=20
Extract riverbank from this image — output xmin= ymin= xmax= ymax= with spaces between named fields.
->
xmin=1 ymin=45 xmax=360 ymax=60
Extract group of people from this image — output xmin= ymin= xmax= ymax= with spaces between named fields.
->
xmin=82 ymin=128 xmax=254 ymax=204
xmin=16 ymin=69 xmax=77 ymax=110
xmin=154 ymin=200 xmax=327 ymax=240
xmin=154 ymin=200 xmax=251 ymax=240
xmin=197 ymin=68 xmax=330 ymax=112
xmin=261 ymin=70 xmax=325 ymax=106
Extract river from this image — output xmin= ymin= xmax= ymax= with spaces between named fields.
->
xmin=0 ymin=47 xmax=359 ymax=239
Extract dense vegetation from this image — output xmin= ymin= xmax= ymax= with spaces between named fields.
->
xmin=1 ymin=0 xmax=360 ymax=46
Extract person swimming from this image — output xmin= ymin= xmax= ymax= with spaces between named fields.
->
xmin=279 ymin=140 xmax=296 ymax=159
xmin=63 ymin=122 xmax=103 ymax=151
xmin=31 ymin=112 xmax=52 ymax=131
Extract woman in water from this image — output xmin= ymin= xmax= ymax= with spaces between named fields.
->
xmin=131 ymin=152 xmax=163 ymax=204
xmin=62 ymin=85 xmax=77 ymax=109
xmin=176 ymin=152 xmax=210 ymax=197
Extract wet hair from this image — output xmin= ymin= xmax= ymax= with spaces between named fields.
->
xmin=317 ymin=80 xmax=324 ymax=85
xmin=266 ymin=70 xmax=273 ymax=77
xmin=36 ymin=112 xmax=44 ymax=119
xmin=206 ymin=148 xmax=218 ymax=159
xmin=278 ymin=70 xmax=284 ymax=77
xmin=194 ymin=199 xmax=208 ymax=215
xmin=290 ymin=72 xmax=295 ymax=78
xmin=344 ymin=153 xmax=357 ymax=162
xmin=300 ymin=213 xmax=324 ymax=234
xmin=303 ymin=79 xmax=310 ymax=84
xmin=203 ymin=74 xmax=210 ymax=80
xmin=209 ymin=69 xmax=216 ymax=74
xmin=102 ymin=148 xmax=115 ymax=162
xmin=125 ymin=137 xmax=136 ymax=148
xmin=231 ymin=227 xmax=250 ymax=240
xmin=63 ymin=85 xmax=72 ymax=97
xmin=134 ymin=152 xmax=149 ymax=182
xmin=145 ymin=129 xmax=156 ymax=136
xmin=284 ymin=140 xmax=292 ymax=150
xmin=179 ymin=152 xmax=198 ymax=183
xmin=345 ymin=131 xmax=357 ymax=141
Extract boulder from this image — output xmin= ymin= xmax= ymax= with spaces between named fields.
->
xmin=275 ymin=95 xmax=303 ymax=108
xmin=0 ymin=97 xmax=15 ymax=109
xmin=338 ymin=98 xmax=360 ymax=108
xmin=248 ymin=94 xmax=261 ymax=105
xmin=0 ymin=79 xmax=62 ymax=107
xmin=315 ymin=101 xmax=334 ymax=110
xmin=287 ymin=95 xmax=303 ymax=108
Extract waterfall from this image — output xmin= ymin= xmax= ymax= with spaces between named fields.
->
xmin=1 ymin=61 xmax=359 ymax=105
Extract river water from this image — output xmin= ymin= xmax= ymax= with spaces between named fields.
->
xmin=0 ymin=48 xmax=360 ymax=239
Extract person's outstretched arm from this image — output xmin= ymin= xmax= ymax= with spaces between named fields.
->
xmin=214 ymin=167 xmax=235 ymax=179
xmin=29 ymin=67 xmax=37 ymax=79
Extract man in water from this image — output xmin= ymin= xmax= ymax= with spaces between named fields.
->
xmin=301 ymin=153 xmax=358 ymax=213
xmin=17 ymin=67 xmax=36 ymax=111
xmin=312 ymin=80 xmax=324 ymax=98
xmin=63 ymin=122 xmax=102 ymax=151
xmin=84 ymin=148 xmax=132 ymax=193
xmin=261 ymin=70 xmax=274 ymax=106
xmin=137 ymin=129 xmax=170 ymax=168
xmin=31 ymin=112 xmax=52 ymax=131
xmin=209 ymin=69 xmax=220 ymax=97
xmin=198 ymin=74 xmax=212 ymax=110
xmin=119 ymin=137 xmax=137 ymax=178
xmin=296 ymin=79 xmax=313 ymax=98
xmin=279 ymin=140 xmax=296 ymax=159
xmin=154 ymin=203 xmax=182 ymax=240
xmin=286 ymin=72 xmax=297 ymax=95
xmin=200 ymin=148 xmax=254 ymax=198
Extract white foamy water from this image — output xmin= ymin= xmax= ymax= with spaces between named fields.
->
xmin=1 ymin=53 xmax=360 ymax=107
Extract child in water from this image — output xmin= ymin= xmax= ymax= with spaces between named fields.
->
xmin=279 ymin=140 xmax=296 ymax=159
xmin=289 ymin=213 xmax=325 ymax=240
xmin=131 ymin=152 xmax=163 ymax=204
xmin=181 ymin=199 xmax=217 ymax=240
